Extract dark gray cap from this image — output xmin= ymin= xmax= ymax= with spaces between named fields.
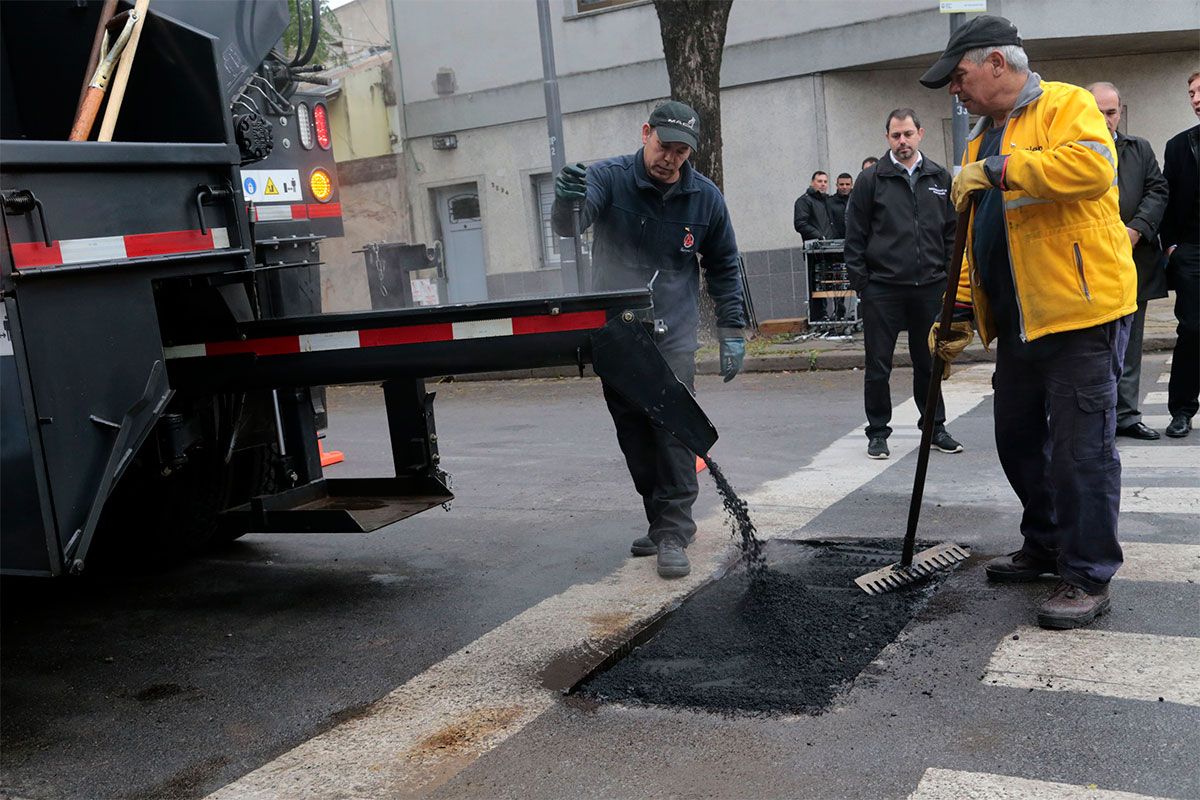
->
xmin=648 ymin=100 xmax=701 ymax=150
xmin=920 ymin=14 xmax=1022 ymax=89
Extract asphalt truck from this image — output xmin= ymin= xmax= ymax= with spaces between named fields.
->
xmin=0 ymin=0 xmax=716 ymax=577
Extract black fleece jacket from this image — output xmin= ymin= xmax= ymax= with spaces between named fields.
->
xmin=843 ymin=153 xmax=956 ymax=291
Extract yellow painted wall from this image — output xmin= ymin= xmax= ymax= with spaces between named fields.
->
xmin=329 ymin=62 xmax=394 ymax=162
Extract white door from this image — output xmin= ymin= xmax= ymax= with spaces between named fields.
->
xmin=434 ymin=185 xmax=487 ymax=304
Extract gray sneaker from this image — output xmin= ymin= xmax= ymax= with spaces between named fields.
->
xmin=932 ymin=430 xmax=963 ymax=453
xmin=630 ymin=532 xmax=694 ymax=557
xmin=867 ymin=436 xmax=889 ymax=459
xmin=656 ymin=538 xmax=691 ymax=579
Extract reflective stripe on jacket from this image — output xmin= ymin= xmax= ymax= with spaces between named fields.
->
xmin=955 ymin=75 xmax=1138 ymax=345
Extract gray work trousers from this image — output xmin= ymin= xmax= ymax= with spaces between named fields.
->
xmin=1116 ymin=300 xmax=1149 ymax=428
xmin=601 ymin=349 xmax=698 ymax=547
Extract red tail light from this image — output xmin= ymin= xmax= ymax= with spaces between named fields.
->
xmin=313 ymin=102 xmax=331 ymax=150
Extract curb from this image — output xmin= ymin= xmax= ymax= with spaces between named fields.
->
xmin=449 ymin=335 xmax=1175 ymax=382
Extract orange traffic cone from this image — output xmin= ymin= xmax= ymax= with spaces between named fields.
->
xmin=318 ymin=438 xmax=344 ymax=467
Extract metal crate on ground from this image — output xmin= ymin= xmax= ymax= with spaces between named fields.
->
xmin=803 ymin=240 xmax=861 ymax=334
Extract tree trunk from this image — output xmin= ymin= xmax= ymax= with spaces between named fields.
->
xmin=652 ymin=0 xmax=733 ymax=192
xmin=652 ymin=0 xmax=734 ymax=343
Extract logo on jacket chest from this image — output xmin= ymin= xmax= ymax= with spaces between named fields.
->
xmin=681 ymin=227 xmax=695 ymax=252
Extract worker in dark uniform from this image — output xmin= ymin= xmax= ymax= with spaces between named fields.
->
xmin=551 ymin=101 xmax=746 ymax=579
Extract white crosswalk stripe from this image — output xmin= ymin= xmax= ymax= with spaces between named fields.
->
xmin=1121 ymin=486 xmax=1199 ymax=514
xmin=910 ymin=768 xmax=1172 ymax=799
xmin=1117 ymin=447 xmax=1197 ymax=469
xmin=1132 ymin=414 xmax=1173 ymax=429
xmin=983 ymin=627 xmax=1200 ymax=706
xmin=1117 ymin=542 xmax=1200 ymax=583
xmin=1142 ymin=390 xmax=1169 ymax=405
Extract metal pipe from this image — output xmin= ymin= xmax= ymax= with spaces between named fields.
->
xmin=535 ymin=0 xmax=581 ymax=293
xmin=950 ymin=12 xmax=970 ymax=175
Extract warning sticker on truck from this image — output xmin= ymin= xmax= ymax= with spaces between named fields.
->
xmin=242 ymin=169 xmax=303 ymax=203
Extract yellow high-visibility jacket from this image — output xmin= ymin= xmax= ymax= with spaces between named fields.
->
xmin=956 ymin=74 xmax=1137 ymax=345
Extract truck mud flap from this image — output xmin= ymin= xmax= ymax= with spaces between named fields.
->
xmin=589 ymin=314 xmax=718 ymax=457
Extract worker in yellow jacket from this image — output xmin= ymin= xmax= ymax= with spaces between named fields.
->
xmin=920 ymin=15 xmax=1137 ymax=630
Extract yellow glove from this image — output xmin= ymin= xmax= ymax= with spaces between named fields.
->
xmin=951 ymin=160 xmax=993 ymax=212
xmin=928 ymin=320 xmax=975 ymax=378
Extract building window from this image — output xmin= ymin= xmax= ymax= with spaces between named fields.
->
xmin=534 ymin=173 xmax=591 ymax=269
xmin=575 ymin=0 xmax=641 ymax=13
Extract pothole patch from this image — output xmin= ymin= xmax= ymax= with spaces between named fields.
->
xmin=575 ymin=538 xmax=952 ymax=715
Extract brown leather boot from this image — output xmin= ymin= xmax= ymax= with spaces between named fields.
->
xmin=1037 ymin=582 xmax=1110 ymax=629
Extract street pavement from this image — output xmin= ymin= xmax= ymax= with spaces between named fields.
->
xmin=1 ymin=354 xmax=1196 ymax=799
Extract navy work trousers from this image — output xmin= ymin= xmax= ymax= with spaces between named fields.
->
xmin=860 ymin=281 xmax=947 ymax=438
xmin=602 ymin=349 xmax=698 ymax=547
xmin=993 ymin=317 xmax=1131 ymax=594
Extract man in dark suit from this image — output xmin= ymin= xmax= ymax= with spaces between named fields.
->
xmin=1160 ymin=72 xmax=1200 ymax=438
xmin=1088 ymin=82 xmax=1170 ymax=439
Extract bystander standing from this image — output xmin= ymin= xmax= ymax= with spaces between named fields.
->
xmin=794 ymin=171 xmax=837 ymax=242
xmin=1160 ymin=72 xmax=1200 ymax=438
xmin=844 ymin=108 xmax=962 ymax=460
xmin=1087 ymin=82 xmax=1169 ymax=440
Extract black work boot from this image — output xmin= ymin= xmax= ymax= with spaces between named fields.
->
xmin=1037 ymin=581 xmax=1110 ymax=629
xmin=630 ymin=532 xmax=694 ymax=557
xmin=656 ymin=536 xmax=691 ymax=579
xmin=984 ymin=550 xmax=1059 ymax=582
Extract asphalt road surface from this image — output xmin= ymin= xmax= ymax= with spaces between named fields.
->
xmin=2 ymin=355 xmax=1196 ymax=800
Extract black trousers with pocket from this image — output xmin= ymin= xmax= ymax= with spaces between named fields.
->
xmin=860 ymin=280 xmax=947 ymax=438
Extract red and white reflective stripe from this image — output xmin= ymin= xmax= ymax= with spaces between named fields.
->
xmin=163 ymin=310 xmax=608 ymax=360
xmin=11 ymin=227 xmax=230 ymax=270
xmin=251 ymin=202 xmax=341 ymax=222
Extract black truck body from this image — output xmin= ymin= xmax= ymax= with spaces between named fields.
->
xmin=0 ymin=0 xmax=714 ymax=576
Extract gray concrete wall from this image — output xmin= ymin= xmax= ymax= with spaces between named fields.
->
xmin=389 ymin=0 xmax=1198 ymax=317
xmin=391 ymin=0 xmax=1197 ymax=138
xmin=392 ymin=0 xmax=934 ymax=106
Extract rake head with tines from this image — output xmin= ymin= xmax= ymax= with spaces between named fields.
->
xmin=854 ymin=542 xmax=970 ymax=595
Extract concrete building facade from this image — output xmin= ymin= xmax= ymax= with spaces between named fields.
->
xmin=318 ymin=0 xmax=415 ymax=312
xmin=381 ymin=0 xmax=1197 ymax=320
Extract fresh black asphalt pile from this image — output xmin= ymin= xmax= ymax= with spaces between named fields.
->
xmin=579 ymin=539 xmax=944 ymax=715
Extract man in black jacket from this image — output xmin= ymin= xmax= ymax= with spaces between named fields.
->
xmin=1089 ymin=82 xmax=1170 ymax=440
xmin=551 ymin=101 xmax=746 ymax=579
xmin=829 ymin=172 xmax=853 ymax=239
xmin=845 ymin=108 xmax=962 ymax=459
xmin=794 ymin=171 xmax=836 ymax=241
xmin=1160 ymin=72 xmax=1200 ymax=438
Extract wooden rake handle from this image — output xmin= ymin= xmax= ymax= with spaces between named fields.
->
xmin=98 ymin=0 xmax=151 ymax=142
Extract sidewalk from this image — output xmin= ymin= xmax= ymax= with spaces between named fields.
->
xmin=694 ymin=292 xmax=1180 ymax=376
xmin=458 ymin=294 xmax=1180 ymax=382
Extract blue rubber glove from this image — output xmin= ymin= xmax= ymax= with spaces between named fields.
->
xmin=719 ymin=336 xmax=746 ymax=383
xmin=555 ymin=163 xmax=587 ymax=201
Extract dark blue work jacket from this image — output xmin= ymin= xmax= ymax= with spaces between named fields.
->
xmin=552 ymin=150 xmax=745 ymax=352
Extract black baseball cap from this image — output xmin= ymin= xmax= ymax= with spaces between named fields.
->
xmin=920 ymin=14 xmax=1022 ymax=89
xmin=648 ymin=101 xmax=701 ymax=150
